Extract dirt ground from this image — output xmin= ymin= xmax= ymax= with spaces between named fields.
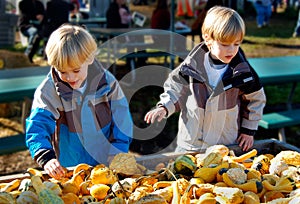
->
xmin=1 ymin=2 xmax=300 ymax=176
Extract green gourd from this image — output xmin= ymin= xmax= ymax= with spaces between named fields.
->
xmin=31 ymin=175 xmax=64 ymax=204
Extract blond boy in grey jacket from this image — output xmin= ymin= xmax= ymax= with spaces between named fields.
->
xmin=144 ymin=6 xmax=266 ymax=152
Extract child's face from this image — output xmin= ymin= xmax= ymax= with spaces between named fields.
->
xmin=209 ymin=40 xmax=241 ymax=63
xmin=56 ymin=62 xmax=90 ymax=89
xmin=204 ymin=33 xmax=241 ymax=64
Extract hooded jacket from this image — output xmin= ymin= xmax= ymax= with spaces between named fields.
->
xmin=26 ymin=60 xmax=133 ymax=167
xmin=159 ymin=43 xmax=266 ymax=151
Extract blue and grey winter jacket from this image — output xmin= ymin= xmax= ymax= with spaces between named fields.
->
xmin=26 ymin=59 xmax=133 ymax=167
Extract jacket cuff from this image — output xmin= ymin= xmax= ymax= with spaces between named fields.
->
xmin=240 ymin=127 xmax=256 ymax=136
xmin=34 ymin=149 xmax=57 ymax=168
xmin=157 ymin=104 xmax=169 ymax=117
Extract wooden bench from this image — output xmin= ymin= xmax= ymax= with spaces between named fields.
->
xmin=249 ymin=56 xmax=300 ymax=142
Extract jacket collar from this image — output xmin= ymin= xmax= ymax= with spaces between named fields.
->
xmin=51 ymin=59 xmax=107 ymax=101
xmin=180 ymin=42 xmax=254 ymax=91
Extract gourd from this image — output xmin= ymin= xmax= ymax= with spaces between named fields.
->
xmin=180 ymin=184 xmax=197 ymax=204
xmin=90 ymin=164 xmax=117 ymax=185
xmin=243 ymin=191 xmax=260 ymax=204
xmin=150 ymin=186 xmax=173 ymax=203
xmin=201 ymin=152 xmax=223 ymax=167
xmin=213 ymin=186 xmax=244 ymax=204
xmin=171 ymin=180 xmax=181 ymax=204
xmin=79 ymin=180 xmax=92 ymax=195
xmin=262 ymin=175 xmax=297 ymax=193
xmin=173 ymin=155 xmax=197 ymax=175
xmin=222 ymin=171 xmax=263 ymax=193
xmin=134 ymin=194 xmax=167 ymax=204
xmin=30 ymin=175 xmax=64 ymax=204
xmin=61 ymin=192 xmax=81 ymax=204
xmin=194 ymin=162 xmax=229 ymax=183
xmin=43 ymin=181 xmax=62 ymax=196
xmin=27 ymin=168 xmax=43 ymax=178
xmin=109 ymin=197 xmax=126 ymax=204
xmin=62 ymin=169 xmax=84 ymax=195
xmin=262 ymin=190 xmax=285 ymax=203
xmin=16 ymin=190 xmax=39 ymax=204
xmin=153 ymin=181 xmax=173 ymax=190
xmin=245 ymin=168 xmax=261 ymax=181
xmin=251 ymin=155 xmax=271 ymax=174
xmin=1 ymin=179 xmax=21 ymax=192
xmin=198 ymin=192 xmax=217 ymax=204
xmin=90 ymin=183 xmax=110 ymax=200
xmin=0 ymin=192 xmax=16 ymax=204
xmin=229 ymin=149 xmax=257 ymax=163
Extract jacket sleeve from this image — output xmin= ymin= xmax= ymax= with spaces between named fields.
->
xmin=240 ymin=64 xmax=267 ymax=133
xmin=158 ymin=65 xmax=191 ymax=117
xmin=105 ymin=71 xmax=133 ymax=155
xmin=25 ymin=78 xmax=61 ymax=167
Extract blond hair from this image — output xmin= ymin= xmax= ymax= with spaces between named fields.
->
xmin=201 ymin=6 xmax=245 ymax=43
xmin=45 ymin=24 xmax=97 ymax=71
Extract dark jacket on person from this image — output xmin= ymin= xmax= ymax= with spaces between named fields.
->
xmin=106 ymin=2 xmax=130 ymax=28
xmin=18 ymin=0 xmax=45 ymax=33
xmin=43 ymin=0 xmax=74 ymax=38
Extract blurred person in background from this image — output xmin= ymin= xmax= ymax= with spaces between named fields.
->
xmin=43 ymin=0 xmax=74 ymax=40
xmin=254 ymin=0 xmax=272 ymax=28
xmin=151 ymin=0 xmax=171 ymax=30
xmin=42 ymin=0 xmax=74 ymax=59
xmin=106 ymin=0 xmax=132 ymax=28
xmin=18 ymin=0 xmax=45 ymax=63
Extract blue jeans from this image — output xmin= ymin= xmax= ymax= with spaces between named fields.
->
xmin=21 ymin=26 xmax=42 ymax=62
xmin=254 ymin=2 xmax=272 ymax=27
xmin=294 ymin=10 xmax=300 ymax=35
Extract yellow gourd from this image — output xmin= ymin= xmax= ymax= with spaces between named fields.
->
xmin=213 ymin=186 xmax=244 ymax=204
xmin=194 ymin=162 xmax=229 ymax=183
xmin=61 ymin=192 xmax=81 ymax=204
xmin=197 ymin=193 xmax=217 ymax=204
xmin=230 ymin=149 xmax=257 ymax=163
xmin=243 ymin=191 xmax=260 ymax=204
xmin=222 ymin=172 xmax=263 ymax=193
xmin=62 ymin=170 xmax=84 ymax=195
xmin=90 ymin=184 xmax=110 ymax=200
xmin=1 ymin=179 xmax=21 ymax=193
xmin=262 ymin=175 xmax=296 ymax=193
xmin=90 ymin=164 xmax=117 ymax=185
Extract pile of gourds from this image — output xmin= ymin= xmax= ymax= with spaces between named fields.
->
xmin=0 ymin=145 xmax=300 ymax=204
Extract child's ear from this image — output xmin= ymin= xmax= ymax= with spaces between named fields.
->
xmin=202 ymin=33 xmax=212 ymax=47
xmin=86 ymin=57 xmax=94 ymax=65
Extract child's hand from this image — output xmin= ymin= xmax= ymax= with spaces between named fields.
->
xmin=144 ymin=106 xmax=167 ymax=124
xmin=237 ymin=134 xmax=254 ymax=152
xmin=44 ymin=159 xmax=65 ymax=180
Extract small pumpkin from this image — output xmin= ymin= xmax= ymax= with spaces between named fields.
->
xmin=61 ymin=192 xmax=80 ymax=204
xmin=90 ymin=184 xmax=110 ymax=200
xmin=90 ymin=164 xmax=117 ymax=185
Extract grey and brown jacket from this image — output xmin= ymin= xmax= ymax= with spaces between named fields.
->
xmin=158 ymin=43 xmax=266 ymax=151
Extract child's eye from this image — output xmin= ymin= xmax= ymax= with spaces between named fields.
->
xmin=73 ymin=70 xmax=80 ymax=73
